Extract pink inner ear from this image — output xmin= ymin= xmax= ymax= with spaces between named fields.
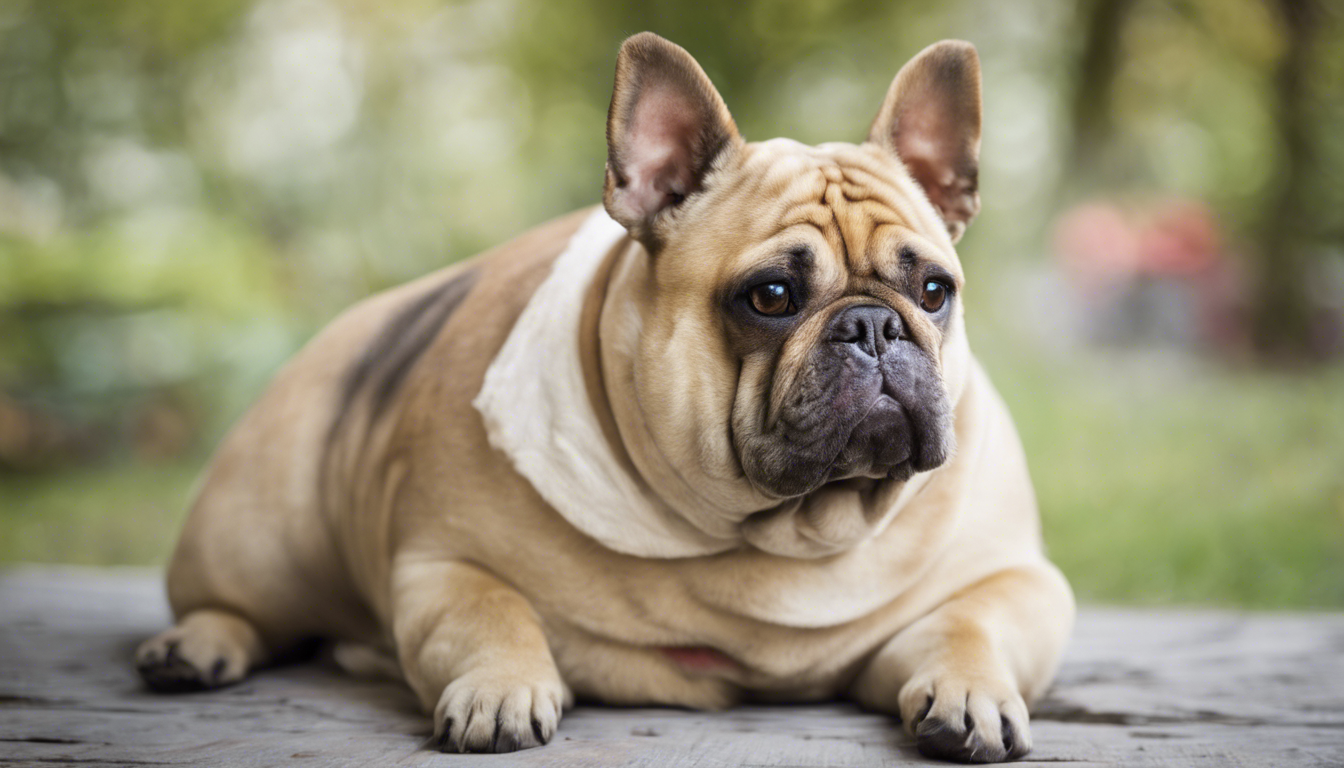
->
xmin=622 ymin=84 xmax=700 ymax=219
xmin=897 ymin=99 xmax=962 ymax=200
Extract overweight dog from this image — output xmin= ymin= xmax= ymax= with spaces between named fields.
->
xmin=137 ymin=33 xmax=1073 ymax=763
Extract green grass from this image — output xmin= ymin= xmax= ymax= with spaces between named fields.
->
xmin=2 ymin=354 xmax=1342 ymax=608
xmin=987 ymin=351 xmax=1344 ymax=608
xmin=0 ymin=458 xmax=201 ymax=566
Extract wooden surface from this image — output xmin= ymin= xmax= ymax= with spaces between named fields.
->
xmin=1 ymin=567 xmax=1342 ymax=767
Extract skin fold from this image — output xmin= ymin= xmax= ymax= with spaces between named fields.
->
xmin=136 ymin=33 xmax=1074 ymax=764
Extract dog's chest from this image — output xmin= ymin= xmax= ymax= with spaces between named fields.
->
xmin=519 ymin=543 xmax=943 ymax=700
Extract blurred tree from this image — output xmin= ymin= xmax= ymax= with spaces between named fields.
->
xmin=1060 ymin=0 xmax=1342 ymax=361
xmin=1068 ymin=0 xmax=1136 ymax=180
xmin=1254 ymin=0 xmax=1333 ymax=360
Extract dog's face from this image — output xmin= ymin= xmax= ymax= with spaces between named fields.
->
xmin=600 ymin=33 xmax=981 ymax=527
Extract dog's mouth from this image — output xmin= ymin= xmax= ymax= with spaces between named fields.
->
xmin=738 ymin=373 xmax=952 ymax=501
xmin=824 ymin=385 xmax=918 ymax=484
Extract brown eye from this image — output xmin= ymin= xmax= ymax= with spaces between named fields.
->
xmin=920 ymin=280 xmax=949 ymax=313
xmin=749 ymin=282 xmax=793 ymax=315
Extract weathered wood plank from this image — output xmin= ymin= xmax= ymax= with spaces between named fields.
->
xmin=2 ymin=567 xmax=1342 ymax=766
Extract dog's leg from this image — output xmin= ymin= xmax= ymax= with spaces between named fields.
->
xmin=391 ymin=555 xmax=570 ymax=753
xmin=851 ymin=562 xmax=1073 ymax=764
xmin=135 ymin=609 xmax=265 ymax=692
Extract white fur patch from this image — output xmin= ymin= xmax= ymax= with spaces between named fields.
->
xmin=473 ymin=209 xmax=738 ymax=558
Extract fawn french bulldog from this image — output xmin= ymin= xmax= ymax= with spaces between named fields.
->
xmin=137 ymin=32 xmax=1073 ymax=763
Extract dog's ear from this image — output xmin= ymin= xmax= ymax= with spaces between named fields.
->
xmin=604 ymin=32 xmax=741 ymax=248
xmin=868 ymin=40 xmax=982 ymax=243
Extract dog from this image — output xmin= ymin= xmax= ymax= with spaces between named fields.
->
xmin=136 ymin=32 xmax=1073 ymax=763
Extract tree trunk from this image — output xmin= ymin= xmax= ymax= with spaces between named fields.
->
xmin=1067 ymin=0 xmax=1137 ymax=178
xmin=1252 ymin=0 xmax=1323 ymax=360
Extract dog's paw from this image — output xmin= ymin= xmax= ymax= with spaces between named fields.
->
xmin=135 ymin=611 xmax=259 ymax=693
xmin=136 ymin=627 xmax=247 ymax=693
xmin=432 ymin=667 xmax=570 ymax=753
xmin=898 ymin=667 xmax=1031 ymax=763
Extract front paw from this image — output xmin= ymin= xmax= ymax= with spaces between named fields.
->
xmin=898 ymin=667 xmax=1031 ymax=763
xmin=432 ymin=667 xmax=570 ymax=753
xmin=136 ymin=620 xmax=250 ymax=693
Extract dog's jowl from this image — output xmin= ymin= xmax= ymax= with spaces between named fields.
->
xmin=137 ymin=32 xmax=1073 ymax=764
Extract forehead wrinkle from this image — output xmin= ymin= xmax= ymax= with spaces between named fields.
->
xmin=846 ymin=156 xmax=951 ymax=251
xmin=823 ymin=182 xmax=862 ymax=274
xmin=829 ymin=164 xmax=968 ymax=294
xmin=834 ymin=166 xmax=911 ymax=225
xmin=825 ymin=147 xmax=952 ymax=253
xmin=769 ymin=176 xmax=848 ymax=293
xmin=777 ymin=199 xmax=834 ymax=232
xmin=725 ymin=141 xmax=957 ymax=296
xmin=815 ymin=156 xmax=926 ymax=283
xmin=751 ymin=139 xmax=952 ymax=252
xmin=823 ymin=179 xmax=901 ymax=281
xmin=739 ymin=155 xmax=833 ymax=240
xmin=820 ymin=180 xmax=854 ymax=267
xmin=741 ymin=146 xmax=823 ymax=196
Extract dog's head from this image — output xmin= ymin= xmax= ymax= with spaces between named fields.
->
xmin=598 ymin=33 xmax=981 ymax=545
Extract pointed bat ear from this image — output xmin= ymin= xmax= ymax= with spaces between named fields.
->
xmin=868 ymin=40 xmax=982 ymax=243
xmin=603 ymin=32 xmax=741 ymax=249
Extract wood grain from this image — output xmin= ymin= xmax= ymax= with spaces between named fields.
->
xmin=1 ymin=567 xmax=1342 ymax=766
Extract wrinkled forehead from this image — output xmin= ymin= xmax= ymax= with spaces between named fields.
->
xmin=692 ymin=138 xmax=963 ymax=287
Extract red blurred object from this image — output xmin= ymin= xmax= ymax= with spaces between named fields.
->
xmin=1054 ymin=198 xmax=1222 ymax=283
xmin=1136 ymin=200 xmax=1221 ymax=277
xmin=1051 ymin=198 xmax=1246 ymax=353
xmin=1054 ymin=202 xmax=1140 ymax=287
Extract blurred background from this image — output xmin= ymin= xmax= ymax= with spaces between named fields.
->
xmin=1 ymin=0 xmax=1341 ymax=607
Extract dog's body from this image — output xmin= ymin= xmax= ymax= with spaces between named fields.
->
xmin=138 ymin=34 xmax=1073 ymax=763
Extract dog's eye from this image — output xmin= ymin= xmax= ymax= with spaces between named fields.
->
xmin=920 ymin=280 xmax=950 ymax=313
xmin=749 ymin=282 xmax=793 ymax=316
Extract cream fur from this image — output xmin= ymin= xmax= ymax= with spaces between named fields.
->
xmin=474 ymin=209 xmax=732 ymax=557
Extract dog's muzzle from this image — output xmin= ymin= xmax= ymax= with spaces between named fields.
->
xmin=740 ymin=304 xmax=954 ymax=498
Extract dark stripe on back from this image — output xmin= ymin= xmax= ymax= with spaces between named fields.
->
xmin=340 ymin=266 xmax=480 ymax=422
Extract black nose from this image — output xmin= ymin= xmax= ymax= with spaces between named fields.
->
xmin=829 ymin=305 xmax=904 ymax=358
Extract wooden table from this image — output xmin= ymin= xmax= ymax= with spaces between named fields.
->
xmin=2 ymin=567 xmax=1341 ymax=766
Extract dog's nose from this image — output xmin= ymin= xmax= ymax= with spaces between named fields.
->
xmin=829 ymin=305 xmax=903 ymax=358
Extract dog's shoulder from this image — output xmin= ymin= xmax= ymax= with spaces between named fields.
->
xmin=284 ymin=207 xmax=593 ymax=403
xmin=352 ymin=208 xmax=593 ymax=409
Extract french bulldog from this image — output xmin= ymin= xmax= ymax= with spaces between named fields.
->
xmin=136 ymin=32 xmax=1073 ymax=764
